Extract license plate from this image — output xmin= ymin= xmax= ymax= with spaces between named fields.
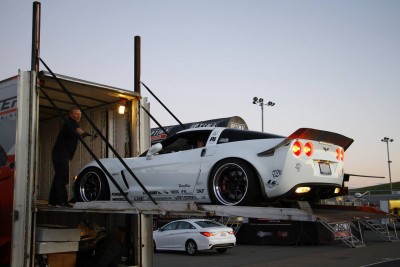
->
xmin=319 ymin=162 xmax=331 ymax=175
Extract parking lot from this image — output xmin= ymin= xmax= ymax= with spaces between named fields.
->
xmin=154 ymin=230 xmax=400 ymax=267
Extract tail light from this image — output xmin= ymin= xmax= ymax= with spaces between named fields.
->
xmin=200 ymin=232 xmax=216 ymax=237
xmin=292 ymin=141 xmax=313 ymax=157
xmin=292 ymin=141 xmax=302 ymax=156
xmin=304 ymin=142 xmax=313 ymax=157
xmin=336 ymin=148 xmax=344 ymax=161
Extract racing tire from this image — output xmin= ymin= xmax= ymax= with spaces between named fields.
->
xmin=209 ymin=158 xmax=256 ymax=206
xmin=74 ymin=167 xmax=110 ymax=202
xmin=185 ymin=240 xmax=198 ymax=256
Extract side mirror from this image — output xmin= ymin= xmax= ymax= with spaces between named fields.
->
xmin=146 ymin=143 xmax=163 ymax=160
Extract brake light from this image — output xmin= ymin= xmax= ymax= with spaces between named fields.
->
xmin=336 ymin=148 xmax=344 ymax=161
xmin=292 ymin=140 xmax=302 ymax=156
xmin=200 ymin=232 xmax=216 ymax=237
xmin=304 ymin=142 xmax=313 ymax=157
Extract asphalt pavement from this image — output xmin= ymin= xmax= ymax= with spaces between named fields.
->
xmin=153 ymin=230 xmax=400 ymax=267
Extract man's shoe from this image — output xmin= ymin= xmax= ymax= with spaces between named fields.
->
xmin=59 ymin=203 xmax=74 ymax=208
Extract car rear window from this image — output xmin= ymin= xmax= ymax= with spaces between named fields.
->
xmin=194 ymin=220 xmax=224 ymax=228
xmin=217 ymin=128 xmax=284 ymax=144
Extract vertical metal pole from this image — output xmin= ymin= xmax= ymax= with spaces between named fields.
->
xmin=386 ymin=141 xmax=393 ymax=194
xmin=31 ymin=1 xmax=41 ymax=73
xmin=261 ymin=103 xmax=264 ymax=132
xmin=134 ymin=36 xmax=141 ymax=95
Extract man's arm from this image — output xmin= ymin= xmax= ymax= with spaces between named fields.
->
xmin=76 ymin=127 xmax=91 ymax=138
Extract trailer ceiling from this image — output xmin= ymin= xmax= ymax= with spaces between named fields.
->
xmin=38 ymin=71 xmax=140 ymax=121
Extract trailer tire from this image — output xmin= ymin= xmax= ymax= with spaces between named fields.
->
xmin=74 ymin=167 xmax=110 ymax=202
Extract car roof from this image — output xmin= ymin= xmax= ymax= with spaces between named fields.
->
xmin=172 ymin=218 xmax=215 ymax=223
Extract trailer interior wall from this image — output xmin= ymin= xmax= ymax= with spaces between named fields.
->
xmin=36 ymin=71 xmax=142 ymax=201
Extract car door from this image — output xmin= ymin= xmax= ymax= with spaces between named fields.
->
xmin=124 ymin=131 xmax=212 ymax=199
xmin=155 ymin=221 xmax=179 ymax=249
xmin=173 ymin=221 xmax=197 ymax=250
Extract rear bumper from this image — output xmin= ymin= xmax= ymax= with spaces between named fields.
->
xmin=209 ymin=243 xmax=236 ymax=250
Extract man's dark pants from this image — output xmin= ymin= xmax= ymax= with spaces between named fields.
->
xmin=49 ymin=151 xmax=70 ymax=205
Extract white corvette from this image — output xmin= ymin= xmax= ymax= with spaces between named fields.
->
xmin=74 ymin=127 xmax=353 ymax=206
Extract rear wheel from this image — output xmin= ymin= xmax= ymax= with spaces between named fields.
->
xmin=209 ymin=158 xmax=256 ymax=206
xmin=74 ymin=167 xmax=110 ymax=202
xmin=185 ymin=240 xmax=198 ymax=256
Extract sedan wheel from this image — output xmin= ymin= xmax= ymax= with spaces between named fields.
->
xmin=209 ymin=158 xmax=255 ymax=206
xmin=185 ymin=240 xmax=198 ymax=256
xmin=74 ymin=167 xmax=110 ymax=202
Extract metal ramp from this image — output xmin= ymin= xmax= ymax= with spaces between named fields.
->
xmin=320 ymin=220 xmax=365 ymax=248
xmin=359 ymin=218 xmax=399 ymax=242
xmin=219 ymin=216 xmax=243 ymax=234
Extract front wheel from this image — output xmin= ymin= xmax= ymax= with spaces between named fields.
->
xmin=209 ymin=158 xmax=256 ymax=206
xmin=185 ymin=240 xmax=198 ymax=256
xmin=74 ymin=167 xmax=110 ymax=202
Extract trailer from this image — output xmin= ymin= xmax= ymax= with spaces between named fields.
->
xmin=2 ymin=70 xmax=159 ymax=267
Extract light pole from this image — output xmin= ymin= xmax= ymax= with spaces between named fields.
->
xmin=381 ymin=137 xmax=394 ymax=194
xmin=252 ymin=97 xmax=275 ymax=132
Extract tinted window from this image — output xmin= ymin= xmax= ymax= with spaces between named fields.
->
xmin=162 ymin=221 xmax=179 ymax=231
xmin=177 ymin=221 xmax=195 ymax=230
xmin=141 ymin=130 xmax=212 ymax=156
xmin=195 ymin=220 xmax=225 ymax=228
xmin=217 ymin=129 xmax=284 ymax=144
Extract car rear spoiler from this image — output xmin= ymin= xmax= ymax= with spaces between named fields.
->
xmin=258 ymin=128 xmax=354 ymax=157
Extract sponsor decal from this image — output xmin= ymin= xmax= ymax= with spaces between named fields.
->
xmin=266 ymin=180 xmax=278 ymax=188
xmin=134 ymin=197 xmax=145 ymax=201
xmin=209 ymin=137 xmax=217 ymax=142
xmin=151 ymin=127 xmax=172 ymax=136
xmin=180 ymin=190 xmax=187 ymax=194
xmin=277 ymin=231 xmax=289 ymax=239
xmin=295 ymin=163 xmax=301 ymax=172
xmin=170 ymin=190 xmax=179 ymax=194
xmin=112 ymin=198 xmax=126 ymax=201
xmin=175 ymin=196 xmax=197 ymax=201
xmin=190 ymin=122 xmax=217 ymax=128
xmin=0 ymin=96 xmax=17 ymax=121
xmin=196 ymin=189 xmax=205 ymax=194
xmin=144 ymin=191 xmax=162 ymax=195
xmin=154 ymin=196 xmax=173 ymax=201
xmin=256 ymin=231 xmax=273 ymax=238
xmin=271 ymin=169 xmax=282 ymax=178
xmin=178 ymin=184 xmax=190 ymax=188
xmin=162 ymin=190 xmax=169 ymax=195
xmin=219 ymin=138 xmax=229 ymax=143
xmin=151 ymin=134 xmax=167 ymax=142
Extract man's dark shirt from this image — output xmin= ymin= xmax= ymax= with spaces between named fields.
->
xmin=52 ymin=117 xmax=80 ymax=159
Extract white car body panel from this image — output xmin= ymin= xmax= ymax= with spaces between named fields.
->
xmin=153 ymin=219 xmax=236 ymax=253
xmin=75 ymin=127 xmax=353 ymax=205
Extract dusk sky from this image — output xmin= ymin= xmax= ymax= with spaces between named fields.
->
xmin=1 ymin=0 xmax=399 ymax=189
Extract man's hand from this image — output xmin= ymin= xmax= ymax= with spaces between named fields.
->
xmin=82 ymin=132 xmax=92 ymax=138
